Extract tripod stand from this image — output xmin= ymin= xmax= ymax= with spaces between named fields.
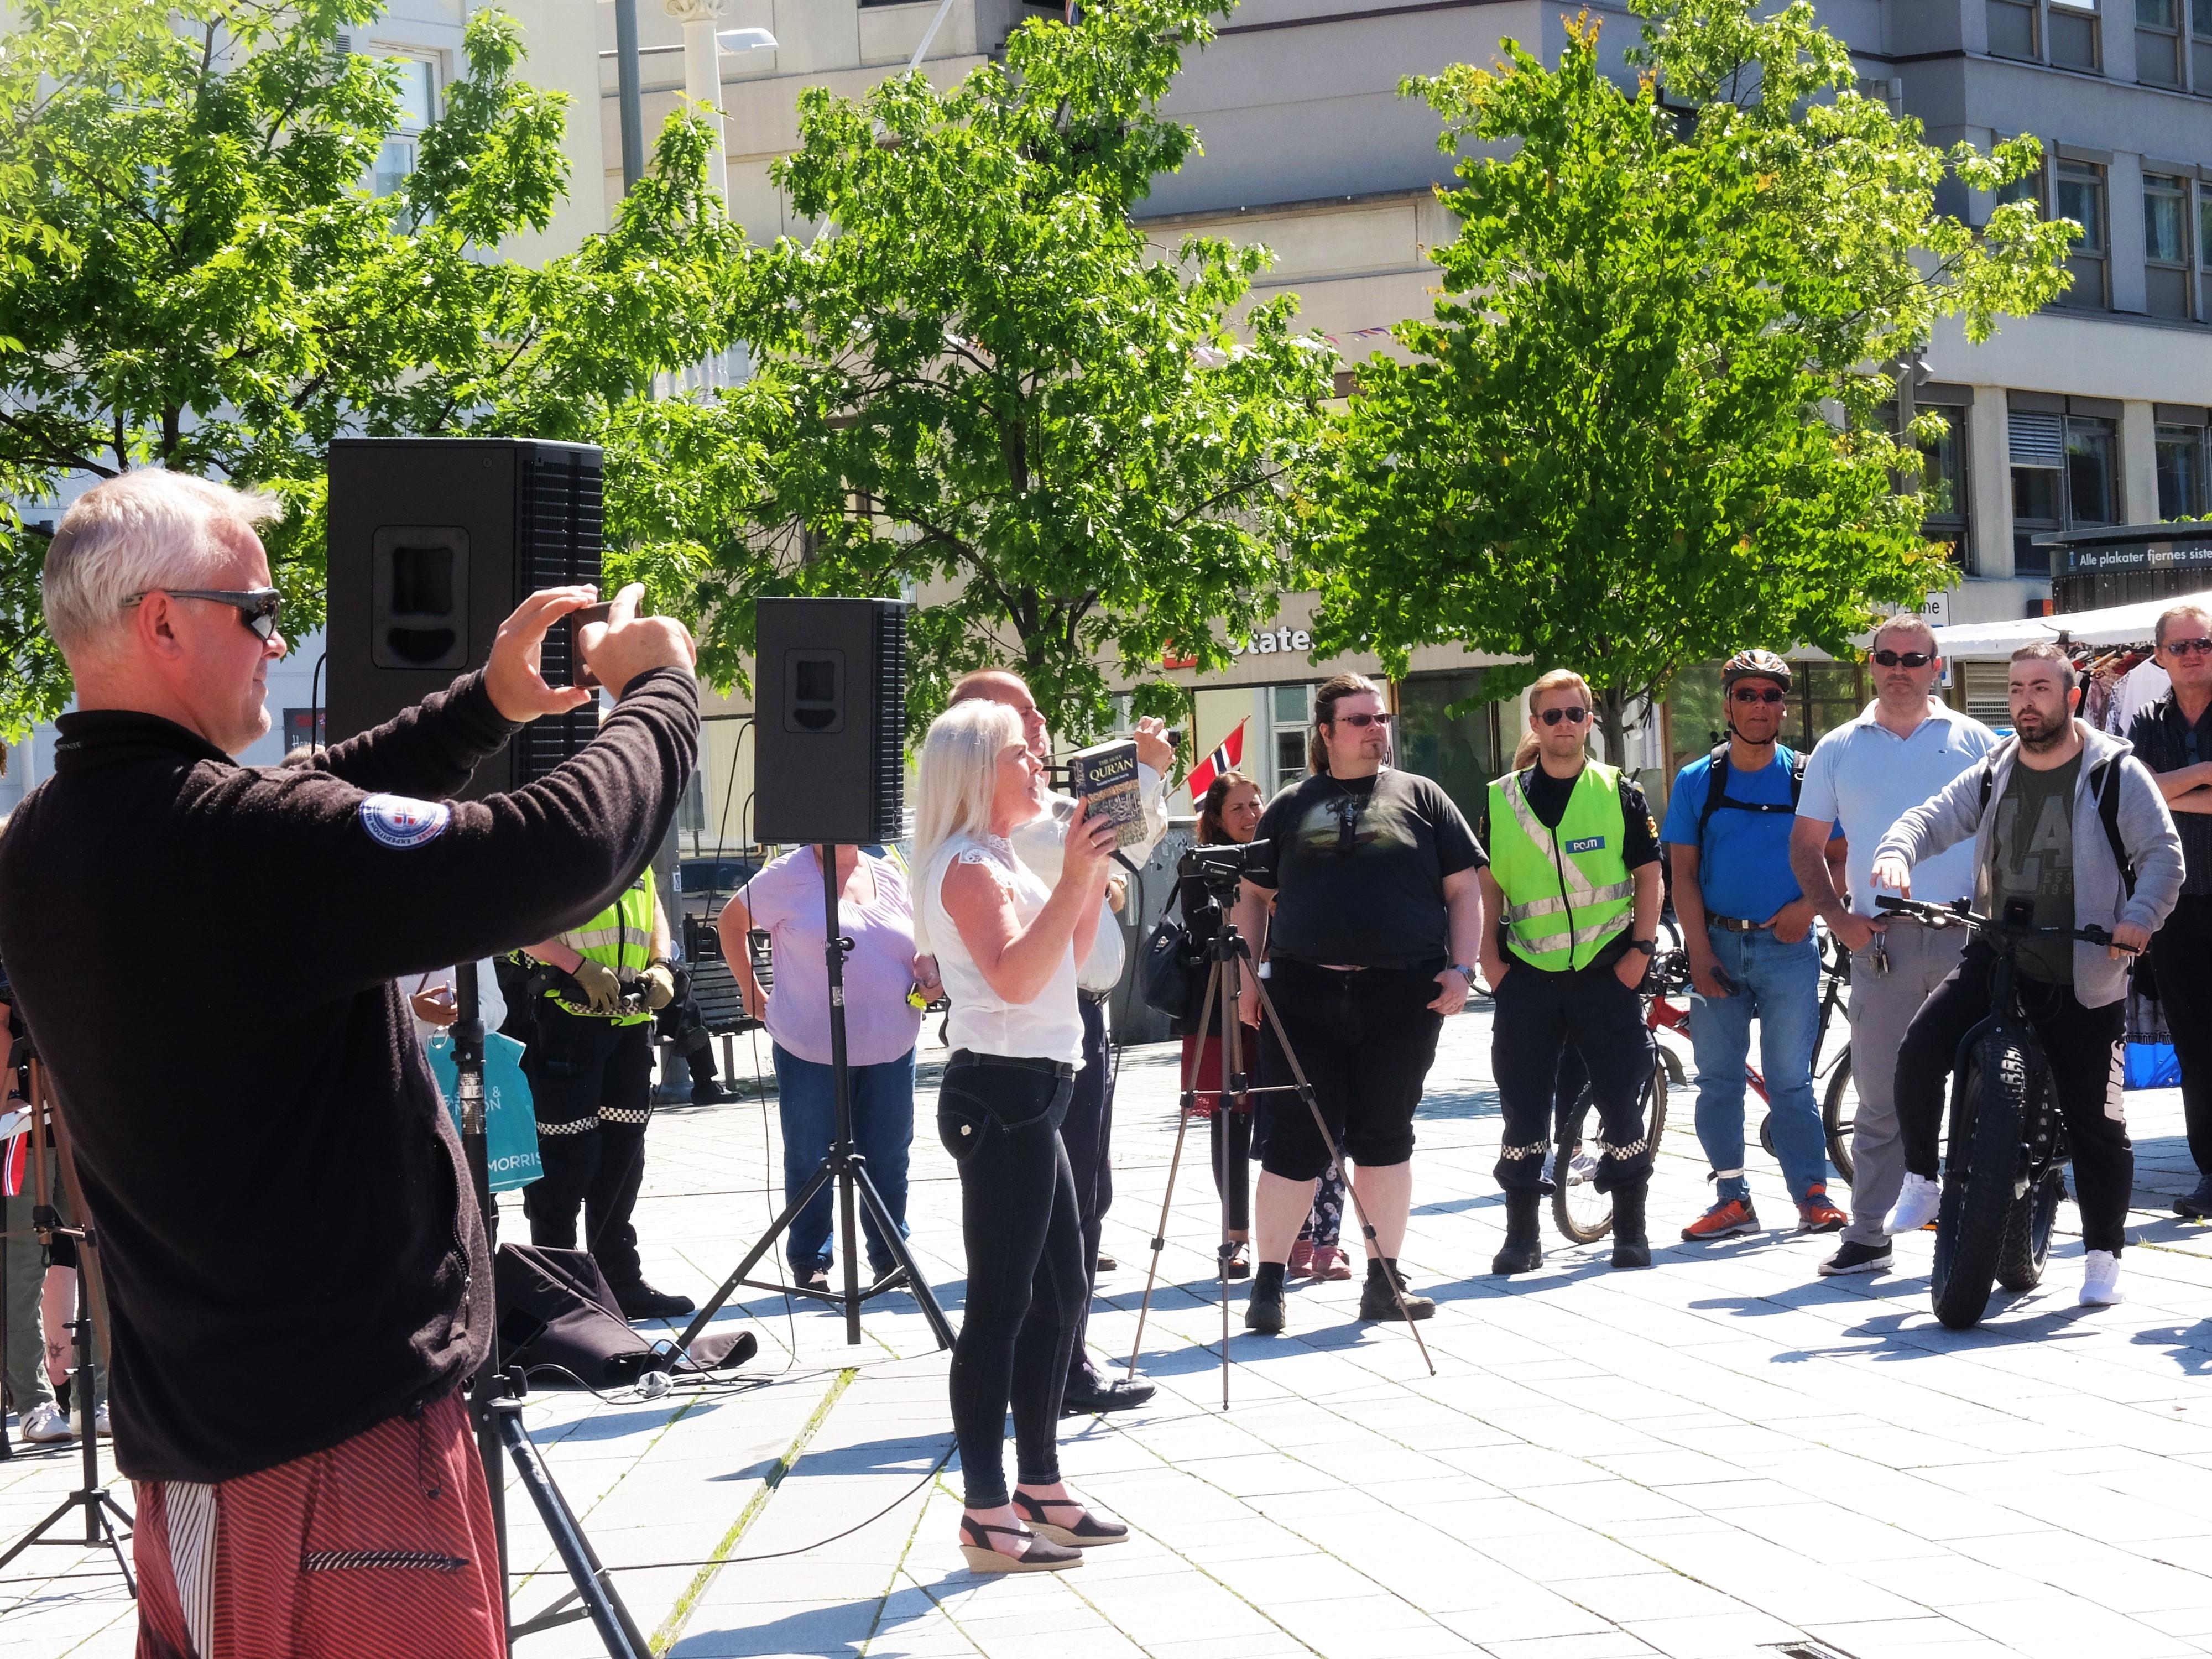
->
xmin=676 ymin=845 xmax=953 ymax=1354
xmin=0 ymin=1049 xmax=135 ymax=1590
xmin=1124 ymin=875 xmax=1436 ymax=1408
xmin=452 ymin=961 xmax=648 ymax=1659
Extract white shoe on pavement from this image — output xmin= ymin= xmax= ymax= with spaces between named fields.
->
xmin=94 ymin=1403 xmax=111 ymax=1438
xmin=1884 ymin=1173 xmax=1942 ymax=1236
xmin=2080 ymin=1250 xmax=2124 ymax=1306
xmin=19 ymin=1401 xmax=73 ymax=1444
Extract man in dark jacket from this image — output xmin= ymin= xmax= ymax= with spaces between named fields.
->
xmin=0 ymin=469 xmax=697 ymax=1656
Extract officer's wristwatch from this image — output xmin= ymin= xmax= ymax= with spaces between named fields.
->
xmin=1627 ymin=938 xmax=1657 ymax=957
xmin=1451 ymin=963 xmax=1478 ymax=987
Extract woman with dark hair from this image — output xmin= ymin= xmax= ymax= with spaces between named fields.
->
xmin=1230 ymin=674 xmax=1488 ymax=1334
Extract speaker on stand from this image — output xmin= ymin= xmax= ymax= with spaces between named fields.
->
xmin=673 ymin=597 xmax=955 ymax=1352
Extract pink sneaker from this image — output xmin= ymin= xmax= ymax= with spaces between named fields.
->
xmin=1286 ymin=1238 xmax=1316 ymax=1279
xmin=1309 ymin=1246 xmax=1353 ymax=1282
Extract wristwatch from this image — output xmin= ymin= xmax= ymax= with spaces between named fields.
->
xmin=1451 ymin=963 xmax=1478 ymax=987
xmin=1627 ymin=938 xmax=1657 ymax=957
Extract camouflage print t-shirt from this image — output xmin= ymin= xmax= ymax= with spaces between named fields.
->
xmin=1244 ymin=769 xmax=1486 ymax=968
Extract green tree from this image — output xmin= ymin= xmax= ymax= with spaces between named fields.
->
xmin=666 ymin=0 xmax=1334 ymax=739
xmin=1308 ymin=0 xmax=2074 ymax=761
xmin=0 ymin=0 xmax=743 ymax=738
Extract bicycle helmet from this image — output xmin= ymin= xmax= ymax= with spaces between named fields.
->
xmin=1721 ymin=648 xmax=1792 ymax=693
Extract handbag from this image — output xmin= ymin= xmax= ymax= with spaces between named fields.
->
xmin=425 ymin=1029 xmax=544 ymax=1192
xmin=1139 ymin=891 xmax=1197 ymax=1019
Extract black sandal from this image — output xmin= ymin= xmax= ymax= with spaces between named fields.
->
xmin=1011 ymin=1489 xmax=1130 ymax=1547
xmin=958 ymin=1514 xmax=1083 ymax=1573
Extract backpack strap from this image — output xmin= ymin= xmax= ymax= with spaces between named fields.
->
xmin=2094 ymin=757 xmax=2136 ymax=898
xmin=1699 ymin=742 xmax=1804 ymax=839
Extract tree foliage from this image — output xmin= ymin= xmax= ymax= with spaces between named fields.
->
xmin=1307 ymin=0 xmax=2074 ymax=761
xmin=659 ymin=0 xmax=1335 ymax=738
xmin=0 ymin=0 xmax=745 ymax=738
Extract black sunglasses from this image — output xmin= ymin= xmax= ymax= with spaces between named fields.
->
xmin=1539 ymin=706 xmax=1590 ymax=726
xmin=123 ymin=586 xmax=283 ymax=641
xmin=1871 ymin=649 xmax=1933 ymax=669
xmin=1332 ymin=712 xmax=1394 ymax=728
xmin=1731 ymin=686 xmax=1786 ymax=705
xmin=2165 ymin=637 xmax=2212 ymax=656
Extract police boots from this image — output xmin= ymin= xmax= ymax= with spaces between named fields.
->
xmin=1611 ymin=1180 xmax=1652 ymax=1270
xmin=1491 ymin=1188 xmax=1545 ymax=1275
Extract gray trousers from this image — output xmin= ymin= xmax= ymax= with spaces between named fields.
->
xmin=1841 ymin=917 xmax=1967 ymax=1246
xmin=3 ymin=1153 xmax=64 ymax=1416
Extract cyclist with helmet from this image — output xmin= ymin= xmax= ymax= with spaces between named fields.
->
xmin=1660 ymin=650 xmax=1849 ymax=1241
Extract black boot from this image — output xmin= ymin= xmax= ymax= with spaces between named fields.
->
xmin=1491 ymin=1188 xmax=1545 ymax=1275
xmin=1611 ymin=1180 xmax=1652 ymax=1269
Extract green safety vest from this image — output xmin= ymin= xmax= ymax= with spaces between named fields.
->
xmin=1487 ymin=762 xmax=1635 ymax=971
xmin=542 ymin=873 xmax=658 ymax=1024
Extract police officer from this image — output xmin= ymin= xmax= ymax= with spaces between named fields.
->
xmin=521 ymin=869 xmax=693 ymax=1318
xmin=1479 ymin=669 xmax=1665 ymax=1273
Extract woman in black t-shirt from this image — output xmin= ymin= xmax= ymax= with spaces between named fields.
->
xmin=1227 ymin=674 xmax=1488 ymax=1337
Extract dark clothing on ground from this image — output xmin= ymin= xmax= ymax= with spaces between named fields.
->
xmin=1245 ymin=770 xmax=1484 ymax=968
xmin=1990 ymin=753 xmax=2081 ymax=984
xmin=1896 ymin=940 xmax=2132 ymax=1254
xmin=937 ymin=1051 xmax=1085 ymax=1509
xmin=1491 ymin=959 xmax=1657 ymax=1193
xmin=521 ymin=1006 xmax=657 ymax=1290
xmin=1061 ymin=997 xmax=1118 ymax=1387
xmin=2151 ymin=893 xmax=2212 ymax=1176
xmin=0 ymin=667 xmax=698 ymax=1482
xmin=1256 ymin=958 xmax=1444 ymax=1180
xmin=2128 ymin=692 xmax=2212 ymax=898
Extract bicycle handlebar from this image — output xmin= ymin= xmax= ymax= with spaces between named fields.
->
xmin=1873 ymin=893 xmax=2127 ymax=950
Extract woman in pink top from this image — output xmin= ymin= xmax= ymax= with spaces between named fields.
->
xmin=717 ymin=846 xmax=940 ymax=1292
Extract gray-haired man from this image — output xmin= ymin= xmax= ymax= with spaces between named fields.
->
xmin=1790 ymin=616 xmax=1998 ymax=1276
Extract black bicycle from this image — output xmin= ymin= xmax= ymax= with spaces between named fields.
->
xmin=1874 ymin=894 xmax=2117 ymax=1331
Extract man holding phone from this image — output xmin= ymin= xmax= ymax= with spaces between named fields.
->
xmin=1661 ymin=650 xmax=1848 ymax=1243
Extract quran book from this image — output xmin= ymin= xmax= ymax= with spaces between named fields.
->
xmin=1066 ymin=739 xmax=1148 ymax=849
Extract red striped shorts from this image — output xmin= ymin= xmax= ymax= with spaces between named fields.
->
xmin=132 ymin=1389 xmax=504 ymax=1659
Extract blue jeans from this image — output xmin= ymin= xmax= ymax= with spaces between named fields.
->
xmin=772 ymin=1044 xmax=915 ymax=1273
xmin=1688 ymin=927 xmax=1827 ymax=1204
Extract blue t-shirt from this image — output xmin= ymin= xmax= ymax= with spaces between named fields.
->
xmin=1660 ymin=746 xmax=1833 ymax=924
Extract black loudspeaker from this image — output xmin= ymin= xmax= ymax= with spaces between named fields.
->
xmin=752 ymin=598 xmax=908 ymax=846
xmin=326 ymin=437 xmax=603 ymax=794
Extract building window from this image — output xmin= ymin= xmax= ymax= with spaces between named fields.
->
xmin=2146 ymin=173 xmax=2196 ymax=318
xmin=2195 ymin=0 xmax=2212 ymax=82
xmin=1394 ymin=671 xmax=1495 ymax=827
xmin=2011 ymin=409 xmax=2116 ymax=571
xmin=2055 ymin=159 xmax=2110 ymax=307
xmin=369 ymin=54 xmax=438 ymax=200
xmin=1920 ymin=406 xmax=1975 ymax=572
xmin=1989 ymin=1 xmax=2104 ymax=67
xmin=2158 ymin=422 xmax=2208 ymax=517
xmin=2141 ymin=0 xmax=2185 ymax=84
xmin=1269 ymin=682 xmax=1314 ymax=795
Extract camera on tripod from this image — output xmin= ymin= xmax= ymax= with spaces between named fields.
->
xmin=1178 ymin=838 xmax=1271 ymax=900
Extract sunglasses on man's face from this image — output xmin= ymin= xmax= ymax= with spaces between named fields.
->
xmin=1538 ymin=706 xmax=1589 ymax=726
xmin=2166 ymin=636 xmax=2212 ymax=657
xmin=123 ymin=586 xmax=283 ymax=641
xmin=1731 ymin=686 xmax=1786 ymax=705
xmin=1871 ymin=649 xmax=1933 ymax=669
xmin=1333 ymin=712 xmax=1393 ymax=728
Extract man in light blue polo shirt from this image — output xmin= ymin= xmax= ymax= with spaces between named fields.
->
xmin=1662 ymin=650 xmax=1848 ymax=1243
xmin=1790 ymin=615 xmax=1998 ymax=1276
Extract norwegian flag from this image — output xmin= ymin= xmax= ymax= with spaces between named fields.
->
xmin=1186 ymin=719 xmax=1248 ymax=804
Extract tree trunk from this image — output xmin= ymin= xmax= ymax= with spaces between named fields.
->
xmin=1596 ymin=684 xmax=1632 ymax=770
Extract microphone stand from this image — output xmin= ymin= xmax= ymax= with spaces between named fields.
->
xmin=455 ymin=961 xmax=646 ymax=1658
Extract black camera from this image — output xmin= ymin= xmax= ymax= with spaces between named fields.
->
xmin=1179 ymin=839 xmax=1271 ymax=900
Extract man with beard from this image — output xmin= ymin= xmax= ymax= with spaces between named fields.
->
xmin=1872 ymin=641 xmax=2180 ymax=1307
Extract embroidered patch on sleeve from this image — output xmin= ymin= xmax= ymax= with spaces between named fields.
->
xmin=359 ymin=793 xmax=452 ymax=849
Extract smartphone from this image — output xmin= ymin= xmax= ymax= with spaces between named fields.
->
xmin=565 ymin=601 xmax=613 ymax=689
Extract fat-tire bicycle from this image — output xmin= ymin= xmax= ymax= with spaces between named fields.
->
xmin=1874 ymin=894 xmax=2120 ymax=1331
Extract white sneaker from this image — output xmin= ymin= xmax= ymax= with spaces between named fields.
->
xmin=2080 ymin=1250 xmax=2124 ymax=1306
xmin=19 ymin=1401 xmax=73 ymax=1444
xmin=1885 ymin=1173 xmax=1942 ymax=1236
xmin=93 ymin=1403 xmax=111 ymax=1438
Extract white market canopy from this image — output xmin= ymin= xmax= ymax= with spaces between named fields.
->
xmin=1931 ymin=595 xmax=2179 ymax=658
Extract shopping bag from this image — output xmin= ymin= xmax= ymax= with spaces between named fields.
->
xmin=425 ymin=1030 xmax=544 ymax=1191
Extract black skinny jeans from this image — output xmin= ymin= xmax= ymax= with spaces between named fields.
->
xmin=937 ymin=1050 xmax=1086 ymax=1509
xmin=2150 ymin=893 xmax=2212 ymax=1178
xmin=1895 ymin=942 xmax=2132 ymax=1255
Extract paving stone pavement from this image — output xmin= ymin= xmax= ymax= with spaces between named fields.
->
xmin=7 ymin=998 xmax=2212 ymax=1657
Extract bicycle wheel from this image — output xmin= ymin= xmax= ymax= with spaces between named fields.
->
xmin=1823 ymin=1057 xmax=1857 ymax=1188
xmin=1757 ymin=1110 xmax=1776 ymax=1161
xmin=1931 ymin=1037 xmax=2029 ymax=1331
xmin=1996 ymin=1166 xmax=2067 ymax=1293
xmin=1551 ymin=1058 xmax=1668 ymax=1244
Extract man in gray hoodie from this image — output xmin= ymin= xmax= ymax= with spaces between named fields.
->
xmin=1871 ymin=641 xmax=2182 ymax=1308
